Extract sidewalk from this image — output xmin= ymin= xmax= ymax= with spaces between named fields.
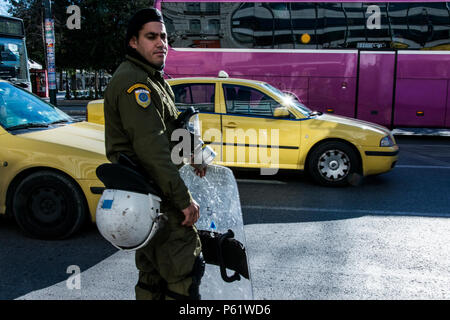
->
xmin=57 ymin=100 xmax=90 ymax=106
xmin=43 ymin=97 xmax=96 ymax=106
xmin=392 ymin=128 xmax=450 ymax=137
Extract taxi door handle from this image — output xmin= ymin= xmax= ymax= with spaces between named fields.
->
xmin=224 ymin=122 xmax=237 ymax=128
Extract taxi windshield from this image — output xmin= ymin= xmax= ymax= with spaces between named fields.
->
xmin=262 ymin=83 xmax=312 ymax=116
xmin=0 ymin=82 xmax=73 ymax=130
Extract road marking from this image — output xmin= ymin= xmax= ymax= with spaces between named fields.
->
xmin=236 ymin=179 xmax=287 ymax=185
xmin=242 ymin=205 xmax=450 ymax=218
xmin=409 ymin=145 xmax=450 ymax=148
xmin=396 ymin=165 xmax=450 ymax=169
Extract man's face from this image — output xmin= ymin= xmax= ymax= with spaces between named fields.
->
xmin=129 ymin=21 xmax=168 ymax=68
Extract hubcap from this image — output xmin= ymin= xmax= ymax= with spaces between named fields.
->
xmin=317 ymin=149 xmax=351 ymax=182
xmin=30 ymin=187 xmax=65 ymax=224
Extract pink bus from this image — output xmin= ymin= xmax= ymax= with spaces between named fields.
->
xmin=155 ymin=0 xmax=450 ymax=129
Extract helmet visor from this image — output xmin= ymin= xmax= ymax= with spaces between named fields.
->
xmin=187 ymin=113 xmax=201 ymax=136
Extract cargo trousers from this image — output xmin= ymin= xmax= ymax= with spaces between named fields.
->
xmin=134 ymin=202 xmax=202 ymax=300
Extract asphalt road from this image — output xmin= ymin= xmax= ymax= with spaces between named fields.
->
xmin=1 ymin=136 xmax=449 ymax=300
xmin=235 ymin=136 xmax=450 ymax=299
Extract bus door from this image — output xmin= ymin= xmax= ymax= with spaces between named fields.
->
xmin=394 ymin=51 xmax=450 ymax=128
xmin=356 ymin=51 xmax=396 ymax=128
xmin=357 ymin=50 xmax=449 ymax=129
xmin=357 ymin=1 xmax=450 ymax=129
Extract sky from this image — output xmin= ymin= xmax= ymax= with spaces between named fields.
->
xmin=0 ymin=0 xmax=10 ymax=16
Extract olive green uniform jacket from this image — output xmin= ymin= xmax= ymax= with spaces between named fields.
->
xmin=104 ymin=55 xmax=191 ymax=211
xmin=104 ymin=55 xmax=201 ymax=299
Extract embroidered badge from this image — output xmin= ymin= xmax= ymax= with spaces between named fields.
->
xmin=134 ymin=89 xmax=151 ymax=108
xmin=127 ymin=83 xmax=152 ymax=108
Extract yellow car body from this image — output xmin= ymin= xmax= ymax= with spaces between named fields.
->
xmin=0 ymin=80 xmax=107 ymax=239
xmin=88 ymin=76 xmax=399 ymax=184
xmin=0 ymin=121 xmax=106 ymax=215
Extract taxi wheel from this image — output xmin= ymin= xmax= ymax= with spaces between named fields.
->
xmin=12 ymin=170 xmax=87 ymax=239
xmin=307 ymin=141 xmax=360 ymax=187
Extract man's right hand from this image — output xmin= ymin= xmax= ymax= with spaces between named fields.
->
xmin=181 ymin=199 xmax=200 ymax=227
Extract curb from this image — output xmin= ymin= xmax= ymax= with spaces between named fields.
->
xmin=66 ymin=111 xmax=86 ymax=116
xmin=392 ymin=128 xmax=450 ymax=138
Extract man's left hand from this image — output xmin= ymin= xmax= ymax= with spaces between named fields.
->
xmin=193 ymin=165 xmax=207 ymax=178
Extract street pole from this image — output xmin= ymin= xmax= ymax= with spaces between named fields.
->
xmin=43 ymin=0 xmax=57 ymax=106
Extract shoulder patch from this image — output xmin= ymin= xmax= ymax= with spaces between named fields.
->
xmin=127 ymin=83 xmax=152 ymax=108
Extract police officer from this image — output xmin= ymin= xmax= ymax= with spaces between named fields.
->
xmin=104 ymin=8 xmax=205 ymax=300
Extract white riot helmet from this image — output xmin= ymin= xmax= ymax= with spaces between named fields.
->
xmin=96 ymin=189 xmax=163 ymax=251
xmin=95 ymin=158 xmax=164 ymax=251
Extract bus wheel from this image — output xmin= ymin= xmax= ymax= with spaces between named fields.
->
xmin=307 ymin=141 xmax=360 ymax=187
xmin=12 ymin=171 xmax=87 ymax=239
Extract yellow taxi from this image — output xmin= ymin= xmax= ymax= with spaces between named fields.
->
xmin=0 ymin=80 xmax=107 ymax=239
xmin=87 ymin=73 xmax=399 ymax=187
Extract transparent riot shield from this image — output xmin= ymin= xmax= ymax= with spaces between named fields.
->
xmin=180 ymin=164 xmax=253 ymax=300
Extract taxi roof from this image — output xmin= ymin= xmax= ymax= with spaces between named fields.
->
xmin=167 ymin=76 xmax=268 ymax=86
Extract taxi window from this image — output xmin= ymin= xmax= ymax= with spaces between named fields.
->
xmin=223 ymin=84 xmax=280 ymax=117
xmin=171 ymin=83 xmax=215 ymax=112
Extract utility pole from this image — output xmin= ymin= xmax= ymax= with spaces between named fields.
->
xmin=43 ymin=0 xmax=57 ymax=106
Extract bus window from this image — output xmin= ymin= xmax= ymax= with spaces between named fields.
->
xmin=291 ymin=3 xmax=317 ymax=48
xmin=231 ymin=3 xmax=255 ymax=45
xmin=161 ymin=1 xmax=450 ymax=51
xmin=0 ymin=16 xmax=30 ymax=90
xmin=389 ymin=2 xmax=450 ymax=50
xmin=0 ymin=38 xmax=27 ymax=80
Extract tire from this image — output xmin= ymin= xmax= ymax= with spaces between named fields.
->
xmin=12 ymin=170 xmax=87 ymax=239
xmin=307 ymin=141 xmax=361 ymax=187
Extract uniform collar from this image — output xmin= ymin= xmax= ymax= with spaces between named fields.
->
xmin=126 ymin=54 xmax=164 ymax=79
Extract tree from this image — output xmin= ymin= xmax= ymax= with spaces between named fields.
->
xmin=71 ymin=0 xmax=154 ymax=73
xmin=8 ymin=0 xmax=154 ymax=88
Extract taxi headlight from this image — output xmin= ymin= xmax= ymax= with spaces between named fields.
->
xmin=380 ymin=135 xmax=394 ymax=147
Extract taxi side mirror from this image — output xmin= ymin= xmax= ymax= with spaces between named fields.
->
xmin=273 ymin=107 xmax=290 ymax=118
